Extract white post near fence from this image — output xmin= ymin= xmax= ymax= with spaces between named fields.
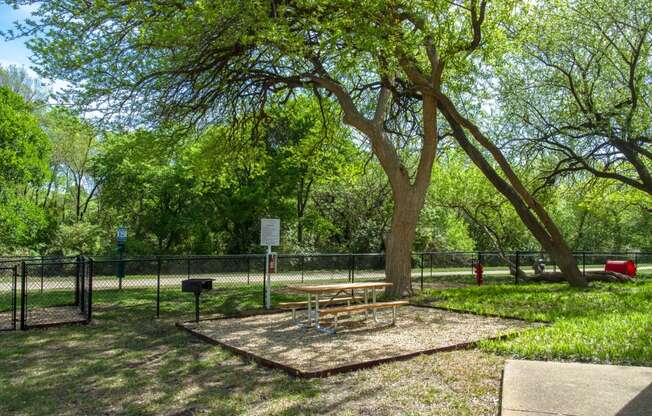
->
xmin=260 ymin=219 xmax=280 ymax=309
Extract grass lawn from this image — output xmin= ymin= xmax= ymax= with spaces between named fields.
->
xmin=0 ymin=287 xmax=503 ymax=416
xmin=414 ymin=274 xmax=652 ymax=366
xmin=1 ymin=276 xmax=650 ymax=415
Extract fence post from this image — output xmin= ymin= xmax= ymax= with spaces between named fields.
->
xmin=301 ymin=255 xmax=304 ymax=283
xmin=351 ymin=254 xmax=355 ymax=283
xmin=87 ymin=258 xmax=93 ymax=323
xmin=12 ymin=265 xmax=17 ymax=330
xmin=582 ymin=252 xmax=586 ymax=277
xmin=156 ymin=256 xmax=161 ymax=318
xmin=75 ymin=255 xmax=80 ymax=306
xmin=514 ymin=251 xmax=520 ymax=285
xmin=80 ymin=258 xmax=86 ymax=313
xmin=40 ymin=257 xmax=44 ymax=294
xmin=20 ymin=261 xmax=26 ymax=330
xmin=420 ymin=253 xmax=424 ymax=291
xmin=247 ymin=256 xmax=251 ymax=285
xmin=187 ymin=257 xmax=191 ymax=279
xmin=430 ymin=253 xmax=433 ymax=279
xmin=347 ymin=254 xmax=352 ymax=282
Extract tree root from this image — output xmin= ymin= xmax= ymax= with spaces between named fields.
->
xmin=529 ymin=271 xmax=635 ymax=283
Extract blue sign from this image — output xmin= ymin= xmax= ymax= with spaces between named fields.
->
xmin=117 ymin=227 xmax=128 ymax=243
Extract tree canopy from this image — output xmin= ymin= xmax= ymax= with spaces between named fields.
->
xmin=0 ymin=1 xmax=650 ymax=289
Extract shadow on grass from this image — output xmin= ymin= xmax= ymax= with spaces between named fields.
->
xmin=0 ymin=302 xmax=320 ymax=415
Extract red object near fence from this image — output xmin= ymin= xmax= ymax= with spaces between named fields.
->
xmin=604 ymin=260 xmax=636 ymax=277
xmin=475 ymin=262 xmax=484 ymax=285
xmin=268 ymin=253 xmax=276 ymax=273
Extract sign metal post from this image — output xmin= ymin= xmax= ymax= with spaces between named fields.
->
xmin=260 ymin=219 xmax=280 ymax=309
xmin=116 ymin=227 xmax=127 ymax=289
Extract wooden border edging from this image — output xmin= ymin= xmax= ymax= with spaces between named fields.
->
xmin=175 ymin=303 xmax=541 ymax=378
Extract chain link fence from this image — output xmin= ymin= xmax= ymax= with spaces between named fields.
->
xmin=0 ymin=265 xmax=18 ymax=331
xmin=19 ymin=258 xmax=92 ymax=329
xmin=0 ymin=251 xmax=649 ymax=330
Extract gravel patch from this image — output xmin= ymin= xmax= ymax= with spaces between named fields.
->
xmin=184 ymin=306 xmax=538 ymax=374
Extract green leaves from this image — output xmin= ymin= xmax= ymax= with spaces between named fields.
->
xmin=0 ymin=87 xmax=50 ymax=186
xmin=0 ymin=86 xmax=51 ymax=251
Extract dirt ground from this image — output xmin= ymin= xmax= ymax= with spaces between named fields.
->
xmin=182 ymin=306 xmax=538 ymax=374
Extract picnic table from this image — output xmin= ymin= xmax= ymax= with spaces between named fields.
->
xmin=284 ymin=282 xmax=407 ymax=333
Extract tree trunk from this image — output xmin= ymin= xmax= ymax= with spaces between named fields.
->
xmin=313 ymin=81 xmax=437 ymax=298
xmin=439 ymin=103 xmax=587 ymax=288
xmin=384 ymin=192 xmax=423 ymax=297
xmin=531 ymin=271 xmax=634 ymax=283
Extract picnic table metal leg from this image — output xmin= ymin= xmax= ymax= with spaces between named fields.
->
xmin=314 ymin=293 xmax=334 ymax=333
xmin=364 ymin=288 xmax=369 ymax=319
xmin=314 ymin=292 xmax=321 ymax=329
xmin=307 ymin=293 xmax=312 ymax=325
xmin=372 ymin=288 xmax=378 ymax=322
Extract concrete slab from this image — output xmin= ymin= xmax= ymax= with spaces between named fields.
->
xmin=501 ymin=360 xmax=652 ymax=416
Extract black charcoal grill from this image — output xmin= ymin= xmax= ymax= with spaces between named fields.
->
xmin=181 ymin=278 xmax=214 ymax=322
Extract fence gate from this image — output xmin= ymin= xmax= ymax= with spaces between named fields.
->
xmin=0 ymin=266 xmax=18 ymax=331
xmin=20 ymin=258 xmax=91 ymax=330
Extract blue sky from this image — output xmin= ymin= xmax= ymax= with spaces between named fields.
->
xmin=0 ymin=3 xmax=37 ymax=69
xmin=1 ymin=3 xmax=68 ymax=93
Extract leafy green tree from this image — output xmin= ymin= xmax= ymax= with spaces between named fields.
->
xmin=500 ymin=0 xmax=652 ymax=195
xmin=0 ymin=86 xmax=50 ymax=251
xmin=41 ymin=107 xmax=99 ymax=222
xmin=0 ymin=64 xmax=49 ymax=106
xmin=93 ymin=128 xmax=200 ymax=253
xmin=3 ymin=0 xmax=509 ymax=292
xmin=426 ymin=150 xmax=535 ymax=254
xmin=311 ymin=158 xmax=393 ymax=253
xmin=0 ymin=86 xmax=49 ymax=185
xmin=10 ymin=1 xmax=602 ymax=287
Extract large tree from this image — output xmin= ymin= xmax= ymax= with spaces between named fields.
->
xmin=42 ymin=108 xmax=100 ymax=222
xmin=8 ymin=0 xmax=589 ymax=291
xmin=0 ymin=86 xmax=50 ymax=250
xmin=500 ymin=0 xmax=652 ymax=195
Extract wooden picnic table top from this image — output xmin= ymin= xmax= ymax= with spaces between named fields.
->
xmin=287 ymin=281 xmax=392 ymax=294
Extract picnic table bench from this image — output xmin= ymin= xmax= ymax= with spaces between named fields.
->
xmin=285 ymin=282 xmax=408 ymax=333
xmin=279 ymin=296 xmax=363 ymax=320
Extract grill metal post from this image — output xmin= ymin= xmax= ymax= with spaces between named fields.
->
xmin=194 ymin=292 xmax=200 ymax=322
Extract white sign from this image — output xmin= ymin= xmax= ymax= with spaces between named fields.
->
xmin=117 ymin=227 xmax=128 ymax=242
xmin=260 ymin=218 xmax=280 ymax=246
